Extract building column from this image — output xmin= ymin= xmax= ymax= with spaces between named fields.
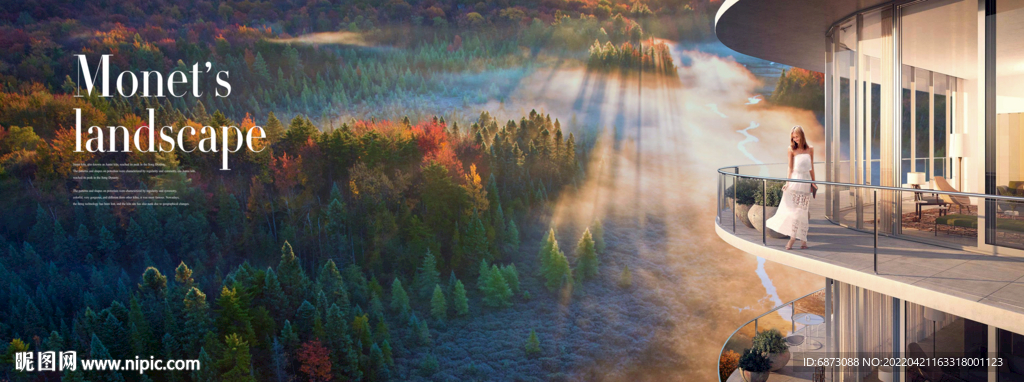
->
xmin=894 ymin=297 xmax=905 ymax=382
xmin=988 ymin=325 xmax=999 ymax=382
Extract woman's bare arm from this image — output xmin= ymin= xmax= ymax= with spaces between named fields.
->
xmin=787 ymin=148 xmax=795 ymax=178
xmin=809 ymin=147 xmax=816 ymax=181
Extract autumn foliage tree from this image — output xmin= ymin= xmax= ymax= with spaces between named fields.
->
xmin=299 ymin=339 xmax=332 ymax=382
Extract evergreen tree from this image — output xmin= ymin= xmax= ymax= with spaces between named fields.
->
xmin=281 ymin=320 xmax=300 ymax=354
xmin=215 ymin=287 xmax=256 ymax=345
xmin=538 ymin=228 xmax=556 ymax=272
xmin=182 ymin=287 xmax=211 ymax=354
xmin=90 ymin=334 xmax=126 ymax=382
xmin=500 ymin=264 xmax=520 ymax=294
xmin=369 ymin=343 xmax=389 ymax=380
xmin=430 ymin=284 xmax=447 ymax=321
xmin=576 ymin=228 xmax=599 ymax=280
xmin=381 ymin=339 xmax=394 ymax=366
xmin=452 ymin=279 xmax=469 ymax=316
xmin=352 ymin=314 xmax=372 ymax=350
xmin=591 ymin=219 xmax=605 ymax=253
xmin=295 ymin=300 xmax=317 ymax=338
xmin=269 ymin=337 xmax=288 ymax=382
xmin=193 ymin=347 xmax=217 ymax=382
xmin=507 ymin=219 xmax=520 ymax=253
xmin=390 ymin=278 xmax=410 ymax=318
xmin=618 ymin=265 xmax=633 ymax=288
xmin=417 ymin=319 xmax=431 ymax=346
xmin=482 ymin=265 xmax=513 ymax=308
xmin=476 ymin=259 xmax=491 ymax=292
xmin=541 ymin=233 xmax=571 ymax=292
xmin=263 ymin=268 xmax=288 ymax=319
xmin=264 ymin=111 xmax=285 ymax=143
xmin=463 ymin=211 xmax=489 ymax=264
xmin=525 ymin=329 xmax=541 ymax=356
xmin=97 ymin=225 xmax=120 ymax=257
xmin=278 ymin=241 xmax=308 ymax=309
xmin=413 ymin=249 xmax=441 ymax=301
xmin=218 ymin=334 xmax=256 ymax=382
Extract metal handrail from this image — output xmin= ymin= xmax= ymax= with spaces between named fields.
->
xmin=718 ymin=163 xmax=1024 ymax=203
xmin=717 ymin=287 xmax=827 ymax=382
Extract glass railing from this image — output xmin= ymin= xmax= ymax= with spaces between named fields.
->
xmin=718 ymin=288 xmax=827 ymax=382
xmin=716 ymin=162 xmax=1024 ymax=256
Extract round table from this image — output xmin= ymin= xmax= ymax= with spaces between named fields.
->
xmin=793 ymin=313 xmax=824 ymax=326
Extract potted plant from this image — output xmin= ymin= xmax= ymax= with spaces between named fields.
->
xmin=726 ymin=178 xmax=758 ymax=228
xmin=738 ymin=348 xmax=771 ymax=382
xmin=752 ymin=328 xmax=791 ymax=372
xmin=748 ymin=181 xmax=789 ymax=238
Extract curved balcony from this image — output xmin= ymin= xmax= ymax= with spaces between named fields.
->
xmin=714 ymin=163 xmax=1024 ymax=345
xmin=718 ymin=288 xmax=827 ymax=382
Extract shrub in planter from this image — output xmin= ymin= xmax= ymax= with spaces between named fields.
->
xmin=725 ymin=178 xmax=759 ymax=228
xmin=749 ymin=181 xmax=789 ymax=238
xmin=738 ymin=348 xmax=771 ymax=382
xmin=752 ymin=328 xmax=791 ymax=372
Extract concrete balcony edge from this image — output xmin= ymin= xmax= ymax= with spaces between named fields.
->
xmin=714 ymin=222 xmax=1024 ymax=335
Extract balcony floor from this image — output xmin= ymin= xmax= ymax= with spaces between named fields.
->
xmin=717 ymin=200 xmax=1024 ymax=334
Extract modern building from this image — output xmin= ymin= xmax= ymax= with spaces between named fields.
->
xmin=714 ymin=0 xmax=1024 ymax=381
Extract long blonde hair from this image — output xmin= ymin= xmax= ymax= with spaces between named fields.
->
xmin=790 ymin=126 xmax=808 ymax=150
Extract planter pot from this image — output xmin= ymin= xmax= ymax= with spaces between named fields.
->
xmin=748 ymin=205 xmax=789 ymax=239
xmin=735 ymin=204 xmax=754 ymax=228
xmin=768 ymin=350 xmax=791 ymax=372
xmin=741 ymin=369 xmax=770 ymax=382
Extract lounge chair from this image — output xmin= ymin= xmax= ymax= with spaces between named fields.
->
xmin=932 ymin=176 xmax=974 ymax=214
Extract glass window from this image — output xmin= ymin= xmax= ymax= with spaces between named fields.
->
xmin=992 ymin=0 xmax=1024 ymax=248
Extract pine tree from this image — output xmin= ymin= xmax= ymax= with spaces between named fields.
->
xmin=215 ymin=287 xmax=256 ymax=345
xmin=97 ymin=225 xmax=120 ymax=257
xmin=538 ymin=228 xmax=556 ymax=272
xmin=269 ymin=337 xmax=288 ymax=382
xmin=390 ymin=278 xmax=410 ymax=318
xmin=352 ymin=314 xmax=372 ymax=350
xmin=370 ymin=343 xmax=389 ymax=380
xmin=318 ymin=260 xmax=349 ymax=310
xmin=525 ymin=329 xmax=541 ymax=356
xmin=218 ymin=334 xmax=256 ymax=382
xmin=482 ymin=265 xmax=513 ymax=308
xmin=463 ymin=211 xmax=489 ymax=264
xmin=264 ymin=111 xmax=285 ymax=143
xmin=90 ymin=334 xmax=126 ymax=382
xmin=296 ymin=300 xmax=317 ymax=338
xmin=264 ymin=268 xmax=288 ymax=319
xmin=576 ymin=228 xmax=599 ymax=280
xmin=541 ymin=233 xmax=571 ymax=292
xmin=500 ymin=264 xmax=520 ymax=294
xmin=193 ymin=347 xmax=217 ymax=382
xmin=381 ymin=339 xmax=394 ymax=366
xmin=452 ymin=279 xmax=469 ymax=316
xmin=430 ymin=284 xmax=447 ymax=321
xmin=417 ymin=319 xmax=431 ymax=346
xmin=591 ymin=219 xmax=605 ymax=253
xmin=618 ymin=265 xmax=633 ymax=288
xmin=476 ymin=259 xmax=491 ymax=292
xmin=278 ymin=241 xmax=308 ymax=309
xmin=413 ymin=249 xmax=441 ymax=301
xmin=507 ymin=219 xmax=520 ymax=253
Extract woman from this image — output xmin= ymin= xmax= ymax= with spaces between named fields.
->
xmin=766 ymin=126 xmax=817 ymax=250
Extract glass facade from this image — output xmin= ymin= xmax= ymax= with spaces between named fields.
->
xmin=821 ymin=0 xmax=1024 ymax=250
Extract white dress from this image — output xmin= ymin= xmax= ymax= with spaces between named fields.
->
xmin=766 ymin=153 xmax=812 ymax=241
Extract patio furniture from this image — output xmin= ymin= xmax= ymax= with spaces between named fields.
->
xmin=793 ymin=313 xmax=824 ymax=325
xmin=784 ymin=334 xmax=805 ymax=347
xmin=932 ymin=176 xmax=974 ymax=214
xmin=935 ymin=213 xmax=1024 ymax=236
